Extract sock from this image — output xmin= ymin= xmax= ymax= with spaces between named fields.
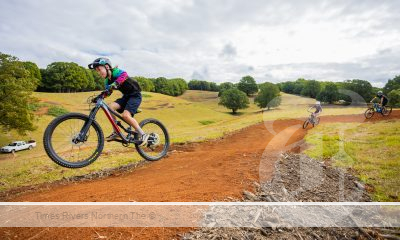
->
xmin=138 ymin=129 xmax=145 ymax=136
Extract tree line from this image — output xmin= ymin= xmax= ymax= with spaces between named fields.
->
xmin=36 ymin=62 xmax=189 ymax=96
xmin=279 ymin=77 xmax=400 ymax=105
xmin=1 ymin=51 xmax=399 ymax=135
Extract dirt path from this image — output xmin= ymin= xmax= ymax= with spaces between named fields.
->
xmin=1 ymin=111 xmax=399 ymax=239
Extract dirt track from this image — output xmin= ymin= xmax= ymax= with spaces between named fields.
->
xmin=1 ymin=111 xmax=399 ymax=239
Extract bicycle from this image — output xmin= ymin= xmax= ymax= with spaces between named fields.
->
xmin=364 ymin=103 xmax=392 ymax=119
xmin=43 ymin=90 xmax=170 ymax=168
xmin=303 ymin=109 xmax=320 ymax=129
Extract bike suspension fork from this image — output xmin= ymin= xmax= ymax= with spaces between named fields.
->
xmin=78 ymin=105 xmax=101 ymax=142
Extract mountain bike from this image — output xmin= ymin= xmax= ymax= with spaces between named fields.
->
xmin=303 ymin=109 xmax=320 ymax=129
xmin=43 ymin=90 xmax=170 ymax=168
xmin=364 ymin=103 xmax=392 ymax=119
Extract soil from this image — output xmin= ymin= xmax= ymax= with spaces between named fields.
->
xmin=0 ymin=111 xmax=399 ymax=239
xmin=183 ymin=153 xmax=390 ymax=240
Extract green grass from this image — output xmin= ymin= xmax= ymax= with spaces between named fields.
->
xmin=0 ymin=90 xmax=373 ymax=192
xmin=198 ymin=120 xmax=215 ymax=125
xmin=304 ymin=120 xmax=400 ymax=201
xmin=47 ymin=105 xmax=69 ymax=117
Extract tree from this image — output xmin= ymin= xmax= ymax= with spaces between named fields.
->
xmin=388 ymin=89 xmax=400 ymax=107
xmin=316 ymin=82 xmax=339 ymax=103
xmin=281 ymin=81 xmax=296 ymax=94
xmin=152 ymin=77 xmax=170 ymax=95
xmin=188 ymin=80 xmax=217 ymax=91
xmin=218 ymin=82 xmax=235 ymax=97
xmin=237 ymin=75 xmax=258 ymax=96
xmin=219 ymin=88 xmax=249 ymax=114
xmin=84 ymin=69 xmax=96 ymax=91
xmin=301 ymin=80 xmax=321 ymax=98
xmin=384 ymin=75 xmax=400 ymax=94
xmin=254 ymin=82 xmax=281 ymax=110
xmin=340 ymin=79 xmax=373 ymax=103
xmin=0 ymin=52 xmax=39 ymax=134
xmin=91 ymin=70 xmax=104 ymax=90
xmin=209 ymin=82 xmax=219 ymax=92
xmin=41 ymin=62 xmax=89 ymax=92
xmin=22 ymin=61 xmax=41 ymax=85
xmin=293 ymin=78 xmax=307 ymax=95
xmin=135 ymin=76 xmax=155 ymax=92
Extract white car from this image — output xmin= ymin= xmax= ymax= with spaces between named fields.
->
xmin=0 ymin=140 xmax=36 ymax=153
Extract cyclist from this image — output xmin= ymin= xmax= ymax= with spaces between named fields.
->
xmin=308 ymin=101 xmax=322 ymax=123
xmin=88 ymin=58 xmax=149 ymax=145
xmin=370 ymin=91 xmax=388 ymax=112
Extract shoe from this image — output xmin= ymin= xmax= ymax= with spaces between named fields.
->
xmin=106 ymin=132 xmax=120 ymax=142
xmin=139 ymin=133 xmax=150 ymax=146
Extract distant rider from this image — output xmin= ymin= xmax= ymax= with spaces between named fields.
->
xmin=308 ymin=101 xmax=322 ymax=123
xmin=370 ymin=91 xmax=388 ymax=112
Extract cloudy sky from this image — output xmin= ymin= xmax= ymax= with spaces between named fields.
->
xmin=1 ymin=0 xmax=399 ymax=87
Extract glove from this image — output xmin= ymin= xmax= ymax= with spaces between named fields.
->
xmin=106 ymin=82 xmax=119 ymax=91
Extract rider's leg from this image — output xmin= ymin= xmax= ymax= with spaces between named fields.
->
xmin=109 ymin=102 xmax=121 ymax=119
xmin=121 ymin=110 xmax=144 ymax=135
xmin=121 ymin=110 xmax=149 ymax=146
xmin=121 ymin=94 xmax=149 ymax=146
xmin=314 ymin=112 xmax=320 ymax=122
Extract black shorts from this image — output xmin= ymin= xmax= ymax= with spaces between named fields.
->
xmin=115 ymin=93 xmax=142 ymax=116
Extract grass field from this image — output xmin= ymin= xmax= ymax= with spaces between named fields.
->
xmin=0 ymin=90 xmax=368 ymax=191
xmin=304 ymin=120 xmax=400 ymax=201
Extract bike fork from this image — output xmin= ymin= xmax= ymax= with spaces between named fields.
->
xmin=77 ymin=105 xmax=101 ymax=142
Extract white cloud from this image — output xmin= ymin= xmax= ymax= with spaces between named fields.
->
xmin=1 ymin=0 xmax=399 ymax=87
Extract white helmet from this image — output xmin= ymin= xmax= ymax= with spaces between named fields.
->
xmin=316 ymin=101 xmax=321 ymax=105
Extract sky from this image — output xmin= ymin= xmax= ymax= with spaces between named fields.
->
xmin=1 ymin=0 xmax=399 ymax=87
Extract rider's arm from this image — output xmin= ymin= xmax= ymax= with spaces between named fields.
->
xmin=370 ymin=97 xmax=376 ymax=103
xmin=307 ymin=106 xmax=314 ymax=112
xmin=113 ymin=68 xmax=128 ymax=85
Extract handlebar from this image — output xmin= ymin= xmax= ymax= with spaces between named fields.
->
xmin=89 ymin=90 xmax=113 ymax=104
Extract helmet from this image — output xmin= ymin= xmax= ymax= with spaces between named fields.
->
xmin=377 ymin=91 xmax=383 ymax=96
xmin=316 ymin=101 xmax=321 ymax=105
xmin=88 ymin=57 xmax=112 ymax=69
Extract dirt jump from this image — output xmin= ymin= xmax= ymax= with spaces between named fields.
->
xmin=1 ymin=111 xmax=399 ymax=239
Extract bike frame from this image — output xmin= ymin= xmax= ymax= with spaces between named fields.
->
xmin=372 ymin=103 xmax=381 ymax=112
xmin=307 ymin=109 xmax=315 ymax=121
xmin=77 ymin=94 xmax=139 ymax=144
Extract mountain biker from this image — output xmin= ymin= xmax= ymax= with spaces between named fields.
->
xmin=370 ymin=91 xmax=388 ymax=112
xmin=88 ymin=58 xmax=149 ymax=145
xmin=308 ymin=101 xmax=322 ymax=123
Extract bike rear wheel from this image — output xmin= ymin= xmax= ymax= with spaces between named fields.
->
xmin=364 ymin=108 xmax=374 ymax=119
xmin=135 ymin=118 xmax=170 ymax=161
xmin=43 ymin=113 xmax=104 ymax=168
xmin=382 ymin=106 xmax=392 ymax=116
xmin=313 ymin=117 xmax=320 ymax=127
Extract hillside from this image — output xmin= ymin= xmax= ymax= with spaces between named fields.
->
xmin=0 ymin=90 xmax=368 ymax=191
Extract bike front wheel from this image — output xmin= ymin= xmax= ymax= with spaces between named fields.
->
xmin=364 ymin=108 xmax=374 ymax=119
xmin=135 ymin=118 xmax=170 ymax=161
xmin=43 ymin=113 xmax=104 ymax=168
xmin=303 ymin=119 xmax=309 ymax=129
